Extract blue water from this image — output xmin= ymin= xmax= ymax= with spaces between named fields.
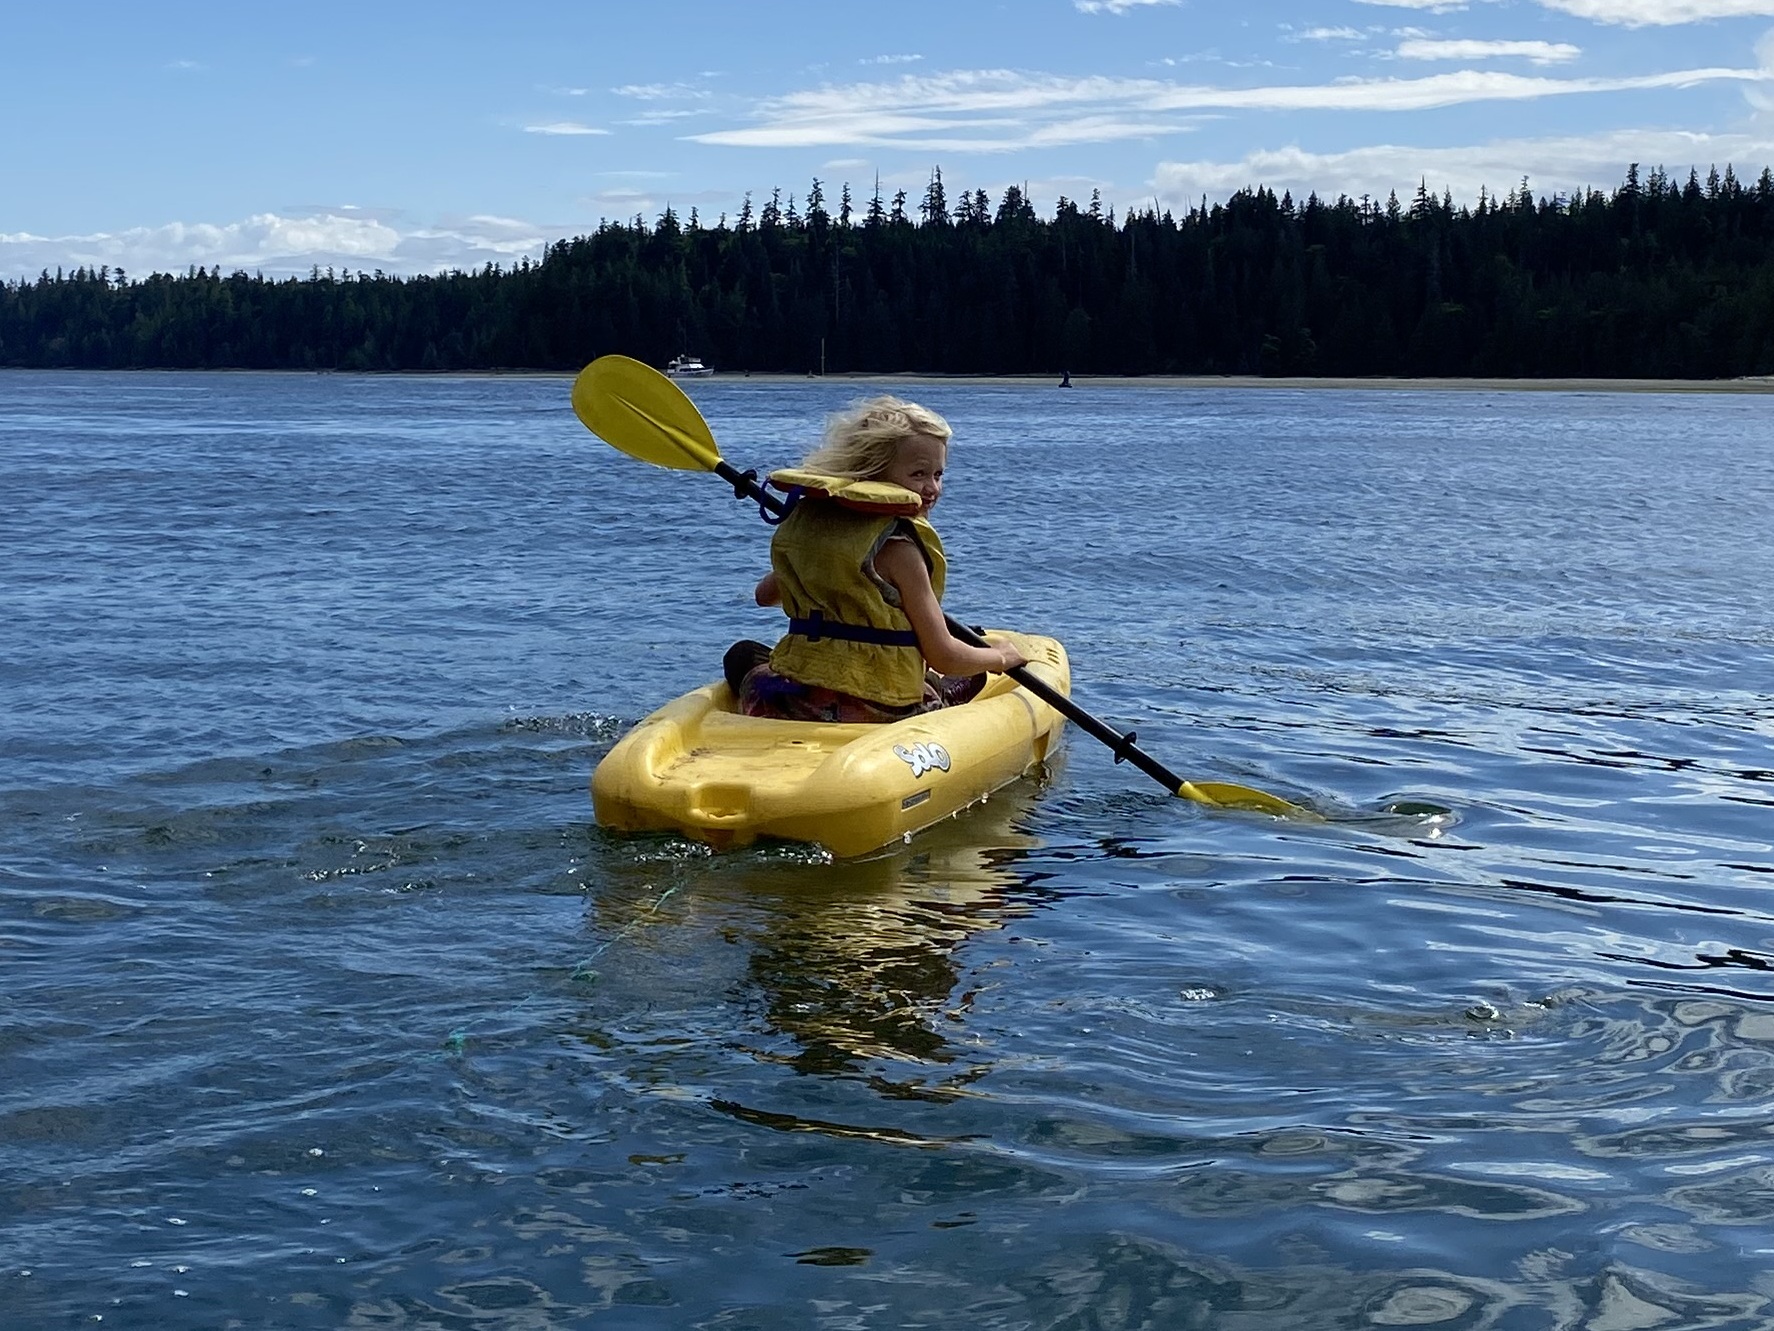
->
xmin=4 ymin=369 xmax=1773 ymax=1329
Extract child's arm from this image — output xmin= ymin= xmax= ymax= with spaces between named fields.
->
xmin=873 ymin=539 xmax=1028 ymax=676
xmin=754 ymin=572 xmax=781 ymax=607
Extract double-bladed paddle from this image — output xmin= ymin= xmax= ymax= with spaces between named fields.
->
xmin=571 ymin=354 xmax=1307 ymax=818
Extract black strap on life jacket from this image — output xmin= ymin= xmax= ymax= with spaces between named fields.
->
xmin=758 ymin=481 xmax=802 ymax=526
xmin=787 ymin=609 xmax=919 ymax=647
xmin=736 ymin=472 xmax=802 ymax=525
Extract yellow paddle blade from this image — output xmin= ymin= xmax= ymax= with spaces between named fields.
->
xmin=571 ymin=354 xmax=722 ymax=472
xmin=1178 ymin=779 xmax=1316 ymax=819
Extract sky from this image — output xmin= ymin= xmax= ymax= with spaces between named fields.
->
xmin=4 ymin=0 xmax=1774 ymax=281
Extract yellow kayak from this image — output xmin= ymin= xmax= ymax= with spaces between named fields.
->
xmin=592 ymin=631 xmax=1070 ymax=857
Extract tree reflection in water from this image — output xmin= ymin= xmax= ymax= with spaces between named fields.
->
xmin=737 ymin=781 xmax=1052 ymax=1090
xmin=583 ymin=774 xmax=1056 ymax=1098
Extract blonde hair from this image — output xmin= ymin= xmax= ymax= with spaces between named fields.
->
xmin=800 ymin=396 xmax=952 ymax=480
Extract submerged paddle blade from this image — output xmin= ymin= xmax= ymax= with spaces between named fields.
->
xmin=1178 ymin=779 xmax=1313 ymax=819
xmin=572 ymin=355 xmax=722 ymax=472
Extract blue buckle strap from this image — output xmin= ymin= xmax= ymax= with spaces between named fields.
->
xmin=788 ymin=609 xmax=919 ymax=647
xmin=760 ymin=482 xmax=802 ymax=526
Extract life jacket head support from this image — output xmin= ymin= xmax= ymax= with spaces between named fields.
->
xmin=768 ymin=468 xmax=923 ymax=517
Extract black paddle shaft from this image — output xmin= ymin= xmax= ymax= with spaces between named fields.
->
xmin=716 ymin=460 xmax=1188 ymax=798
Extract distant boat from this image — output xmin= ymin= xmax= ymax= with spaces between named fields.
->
xmin=665 ymin=355 xmax=714 ymax=378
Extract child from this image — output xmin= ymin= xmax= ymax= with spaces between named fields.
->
xmin=727 ymin=395 xmax=1027 ymax=723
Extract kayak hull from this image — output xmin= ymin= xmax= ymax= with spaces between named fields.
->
xmin=592 ymin=632 xmax=1070 ymax=857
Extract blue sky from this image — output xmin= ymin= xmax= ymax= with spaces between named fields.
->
xmin=4 ymin=0 xmax=1773 ymax=280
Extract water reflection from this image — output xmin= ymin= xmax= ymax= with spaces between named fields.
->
xmin=586 ymin=779 xmax=1052 ymax=1096
xmin=735 ymin=785 xmax=1050 ymax=1091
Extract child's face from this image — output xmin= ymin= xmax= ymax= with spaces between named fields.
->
xmin=880 ymin=433 xmax=947 ymax=514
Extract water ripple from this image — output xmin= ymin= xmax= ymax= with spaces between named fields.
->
xmin=7 ymin=373 xmax=1774 ymax=1325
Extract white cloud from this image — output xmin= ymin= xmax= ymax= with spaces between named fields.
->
xmin=1147 ymin=68 xmax=1766 ymax=112
xmin=863 ymin=54 xmax=924 ymax=65
xmin=1376 ymin=1 xmax=1774 ymax=30
xmin=1353 ymin=0 xmax=1471 ymax=11
xmin=573 ymin=183 xmax=736 ymax=224
xmin=586 ymin=187 xmax=655 ymax=209
xmin=1535 ymin=0 xmax=1774 ymax=25
xmin=690 ymin=64 xmax=1770 ymax=150
xmin=524 ymin=121 xmax=611 ymax=136
xmin=0 ymin=211 xmax=553 ymax=281
xmin=1300 ymin=27 xmax=1368 ymax=41
xmin=1752 ymin=26 xmax=1774 ymax=109
xmin=453 ymin=214 xmax=541 ymax=237
xmin=1397 ymin=38 xmax=1582 ymax=62
xmin=612 ymin=82 xmax=710 ymax=100
xmin=1026 ymin=115 xmax=1194 ymax=147
xmin=1150 ymin=128 xmax=1774 ymax=211
xmin=622 ymin=109 xmax=706 ymax=125
xmin=1075 ymin=0 xmax=1180 ymax=12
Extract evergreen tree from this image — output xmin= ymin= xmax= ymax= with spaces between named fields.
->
xmin=921 ymin=168 xmax=949 ymax=227
xmin=4 ymin=164 xmax=1773 ymax=379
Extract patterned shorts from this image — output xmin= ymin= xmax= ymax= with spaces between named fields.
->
xmin=737 ymin=663 xmax=986 ymax=724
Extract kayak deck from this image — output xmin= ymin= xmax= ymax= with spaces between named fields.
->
xmin=592 ymin=632 xmax=1070 ymax=857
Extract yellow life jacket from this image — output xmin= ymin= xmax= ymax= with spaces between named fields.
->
xmin=765 ymin=470 xmax=947 ymax=707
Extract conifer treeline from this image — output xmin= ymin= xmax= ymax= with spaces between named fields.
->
xmin=4 ymin=164 xmax=1774 ymax=378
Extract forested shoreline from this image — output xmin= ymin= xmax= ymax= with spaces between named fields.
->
xmin=5 ymin=164 xmax=1774 ymax=379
